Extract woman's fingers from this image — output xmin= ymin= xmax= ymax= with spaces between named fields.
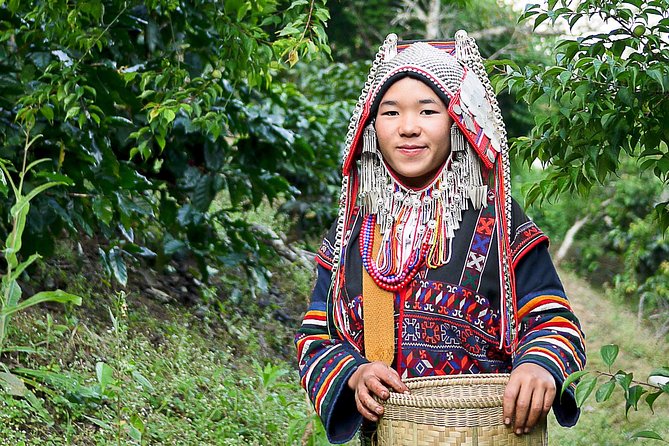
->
xmin=382 ymin=365 xmax=409 ymax=394
xmin=355 ymin=381 xmax=383 ymax=421
xmin=504 ymin=363 xmax=557 ymax=434
xmin=348 ymin=361 xmax=409 ymax=422
xmin=511 ymin=383 xmax=533 ymax=434
xmin=523 ymin=386 xmax=546 ymax=432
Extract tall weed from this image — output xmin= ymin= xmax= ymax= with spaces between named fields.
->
xmin=0 ymin=128 xmax=82 ymax=420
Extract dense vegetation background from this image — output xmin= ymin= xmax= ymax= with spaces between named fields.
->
xmin=0 ymin=0 xmax=667 ymax=444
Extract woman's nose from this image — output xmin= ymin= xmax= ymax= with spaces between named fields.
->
xmin=399 ymin=115 xmax=420 ymax=137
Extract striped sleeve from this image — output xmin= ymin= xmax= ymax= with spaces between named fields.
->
xmin=512 ymin=243 xmax=586 ymax=427
xmin=295 ymin=264 xmax=368 ymax=444
xmin=315 ymin=221 xmax=338 ymax=270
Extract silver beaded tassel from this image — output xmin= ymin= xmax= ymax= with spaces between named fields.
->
xmin=359 ymin=124 xmax=384 ymax=215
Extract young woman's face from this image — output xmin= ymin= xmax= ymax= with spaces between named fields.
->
xmin=375 ymin=77 xmax=452 ymax=188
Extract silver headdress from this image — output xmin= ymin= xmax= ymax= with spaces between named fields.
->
xmin=329 ymin=31 xmax=518 ymax=353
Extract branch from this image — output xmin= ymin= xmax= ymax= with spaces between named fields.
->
xmin=555 ymin=215 xmax=589 ymax=266
xmin=251 ymin=224 xmax=315 ymax=270
xmin=594 ymin=370 xmax=666 ymax=391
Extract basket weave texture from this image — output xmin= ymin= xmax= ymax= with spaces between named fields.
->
xmin=374 ymin=374 xmax=547 ymax=446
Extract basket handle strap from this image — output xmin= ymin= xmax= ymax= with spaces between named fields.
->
xmin=362 ymin=223 xmax=395 ymax=366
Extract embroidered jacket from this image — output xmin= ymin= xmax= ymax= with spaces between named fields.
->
xmin=295 ymin=199 xmax=586 ymax=444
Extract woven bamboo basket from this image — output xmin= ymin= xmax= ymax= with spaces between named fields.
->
xmin=373 ymin=374 xmax=547 ymax=446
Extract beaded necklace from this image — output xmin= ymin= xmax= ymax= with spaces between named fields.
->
xmin=359 ymin=214 xmax=427 ymax=291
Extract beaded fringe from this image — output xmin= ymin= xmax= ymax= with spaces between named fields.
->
xmin=358 ymin=124 xmax=486 ymax=273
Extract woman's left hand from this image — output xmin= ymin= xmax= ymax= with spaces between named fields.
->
xmin=503 ymin=363 xmax=556 ymax=435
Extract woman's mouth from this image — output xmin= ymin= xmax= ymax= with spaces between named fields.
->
xmin=397 ymin=145 xmax=427 ymax=156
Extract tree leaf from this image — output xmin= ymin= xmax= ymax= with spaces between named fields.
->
xmin=131 ymin=370 xmax=154 ymax=393
xmin=649 ymin=367 xmax=669 ymax=378
xmin=108 ymin=247 xmax=128 ymax=286
xmin=615 ymin=371 xmax=633 ymax=392
xmin=92 ymin=196 xmax=114 ymax=226
xmin=561 ymin=370 xmax=589 ymax=397
xmin=0 ymin=371 xmax=28 ymax=396
xmin=625 ymin=385 xmax=647 ymax=415
xmin=645 ymin=391 xmax=663 ymax=413
xmin=630 ymin=430 xmax=664 ymax=441
xmin=574 ymin=376 xmax=598 ymax=407
xmin=82 ymin=415 xmax=112 ymax=430
xmin=600 ymin=344 xmax=619 ymax=368
xmin=595 ymin=380 xmax=615 ymax=403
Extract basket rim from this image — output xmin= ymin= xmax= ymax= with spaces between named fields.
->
xmin=382 ymin=373 xmax=511 ymax=409
xmin=402 ymin=373 xmax=511 ymax=388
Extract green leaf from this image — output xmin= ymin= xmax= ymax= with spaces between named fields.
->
xmin=647 ymin=67 xmax=666 ymax=92
xmin=649 ymin=367 xmax=669 ymax=378
xmin=625 ymin=385 xmax=647 ymax=415
xmin=7 ymin=253 xmax=40 ymax=283
xmin=82 ymin=415 xmax=112 ymax=430
xmin=0 ymin=290 xmax=82 ymax=317
xmin=4 ymin=280 xmax=22 ymax=308
xmin=0 ymin=371 xmax=28 ymax=396
xmin=1 ymin=346 xmax=41 ymax=354
xmin=23 ymin=387 xmax=54 ymax=425
xmin=108 ymin=247 xmax=128 ymax=286
xmin=600 ymin=344 xmax=619 ymax=368
xmin=163 ymin=109 xmax=176 ymax=124
xmin=92 ymin=196 xmax=114 ymax=226
xmin=574 ymin=376 xmax=598 ymax=407
xmin=630 ymin=430 xmax=664 ymax=441
xmin=561 ymin=370 xmax=589 ymax=396
xmin=96 ymin=362 xmax=114 ymax=392
xmin=533 ymin=13 xmax=549 ymax=29
xmin=615 ymin=370 xmax=633 ymax=391
xmin=595 ymin=380 xmax=615 ymax=403
xmin=65 ymin=106 xmax=80 ymax=121
xmin=645 ymin=391 xmax=663 ymax=413
xmin=131 ymin=370 xmax=154 ymax=393
xmin=6 ymin=200 xmax=30 ymax=265
xmin=40 ymin=105 xmax=54 ymax=121
xmin=18 ymin=181 xmax=69 ymax=210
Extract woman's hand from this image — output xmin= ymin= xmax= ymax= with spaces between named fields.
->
xmin=503 ymin=363 xmax=556 ymax=435
xmin=347 ymin=361 xmax=409 ymax=422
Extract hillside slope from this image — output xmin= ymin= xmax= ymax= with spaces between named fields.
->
xmin=549 ymin=269 xmax=669 ymax=445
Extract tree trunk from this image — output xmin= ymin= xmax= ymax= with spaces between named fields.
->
xmin=555 ymin=216 xmax=589 ymax=266
xmin=425 ymin=0 xmax=441 ymax=39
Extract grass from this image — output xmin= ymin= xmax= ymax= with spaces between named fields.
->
xmin=0 ymin=253 xmax=326 ymax=445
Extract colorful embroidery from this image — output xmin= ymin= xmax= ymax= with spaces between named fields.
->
xmin=459 ymin=192 xmax=496 ymax=292
xmin=397 ymin=278 xmax=507 ymax=379
xmin=511 ymin=220 xmax=548 ymax=267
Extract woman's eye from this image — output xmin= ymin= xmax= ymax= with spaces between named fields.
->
xmin=421 ymin=109 xmax=439 ymax=115
xmin=381 ymin=111 xmax=399 ymax=116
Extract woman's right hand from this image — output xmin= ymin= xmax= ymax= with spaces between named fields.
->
xmin=347 ymin=361 xmax=409 ymax=422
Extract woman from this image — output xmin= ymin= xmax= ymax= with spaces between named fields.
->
xmin=295 ymin=31 xmax=585 ymax=444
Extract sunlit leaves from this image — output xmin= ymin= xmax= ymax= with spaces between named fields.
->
xmin=498 ymin=0 xmax=669 ymax=230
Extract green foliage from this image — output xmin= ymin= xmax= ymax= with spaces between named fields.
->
xmin=0 ymin=0 xmax=332 ymax=285
xmin=0 ymin=279 xmax=332 ymax=445
xmin=564 ymin=344 xmax=669 ymax=443
xmin=0 ymin=130 xmax=82 ymax=425
xmin=516 ymin=159 xmax=669 ymax=333
xmin=498 ymin=0 xmax=669 ymax=229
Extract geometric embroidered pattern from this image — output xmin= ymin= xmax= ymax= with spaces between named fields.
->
xmin=459 ymin=192 xmax=496 ymax=292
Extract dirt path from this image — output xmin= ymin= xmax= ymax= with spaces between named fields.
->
xmin=560 ymin=268 xmax=669 ymax=374
xmin=550 ymin=269 xmax=669 ymax=445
